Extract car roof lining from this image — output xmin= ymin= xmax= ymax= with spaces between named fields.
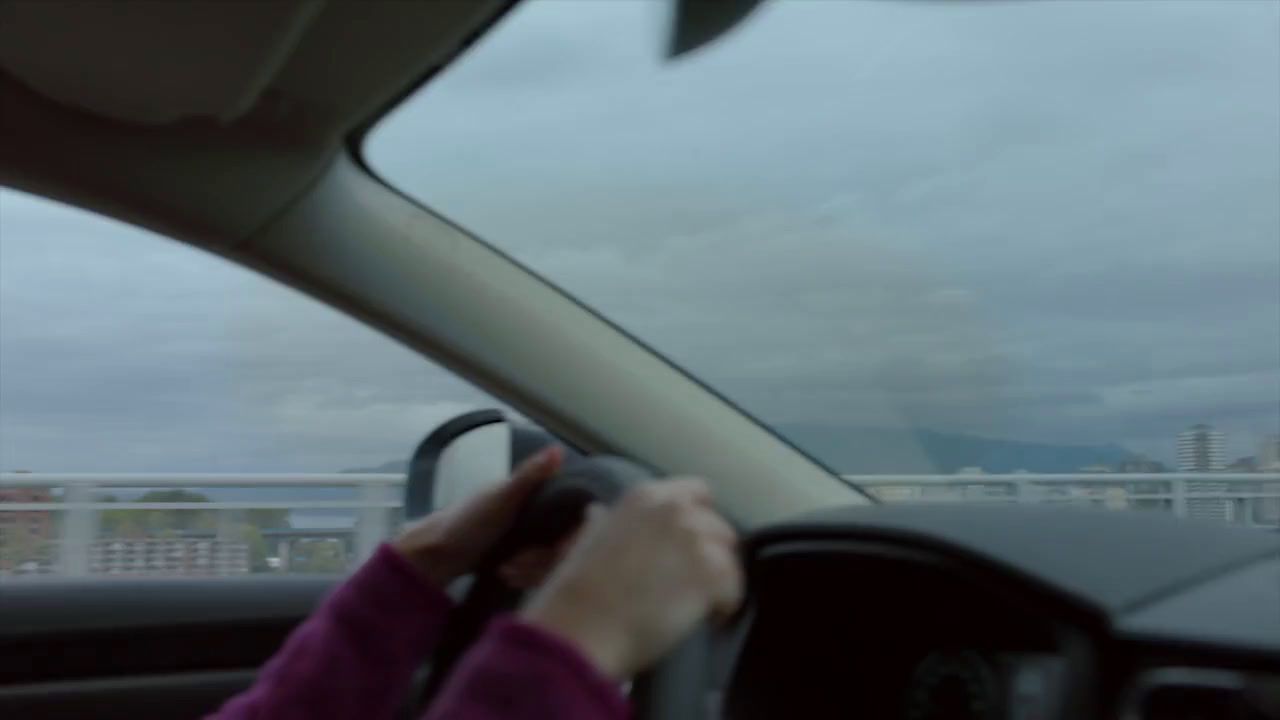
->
xmin=0 ymin=0 xmax=322 ymax=126
xmin=0 ymin=0 xmax=512 ymax=247
xmin=0 ymin=0 xmax=508 ymax=136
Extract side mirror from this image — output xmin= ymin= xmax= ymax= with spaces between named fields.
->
xmin=403 ymin=409 xmax=563 ymax=520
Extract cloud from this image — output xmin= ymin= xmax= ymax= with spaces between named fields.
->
xmin=0 ymin=192 xmax=492 ymax=471
xmin=2 ymin=0 xmax=1277 ymax=473
xmin=367 ymin=0 xmax=1280 ymax=462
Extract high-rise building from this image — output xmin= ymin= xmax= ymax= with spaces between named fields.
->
xmin=1177 ymin=424 xmax=1225 ymax=472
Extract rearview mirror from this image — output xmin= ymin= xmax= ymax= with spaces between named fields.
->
xmin=403 ymin=409 xmax=563 ymax=520
xmin=667 ymin=0 xmax=765 ymax=58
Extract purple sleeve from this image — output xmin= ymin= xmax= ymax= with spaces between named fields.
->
xmin=207 ymin=543 xmax=453 ymax=720
xmin=421 ymin=617 xmax=630 ymax=720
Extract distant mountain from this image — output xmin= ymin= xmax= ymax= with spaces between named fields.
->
xmin=112 ymin=459 xmax=408 ymax=525
xmin=338 ymin=425 xmax=1135 ymax=478
xmin=341 ymin=459 xmax=408 ymax=474
xmin=774 ymin=423 xmax=1136 ymax=475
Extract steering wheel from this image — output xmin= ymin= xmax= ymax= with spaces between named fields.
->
xmin=411 ymin=455 xmax=714 ymax=720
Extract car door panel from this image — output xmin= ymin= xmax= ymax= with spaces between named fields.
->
xmin=0 ymin=578 xmax=335 ymax=718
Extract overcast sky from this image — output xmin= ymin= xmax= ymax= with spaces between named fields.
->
xmin=2 ymin=0 xmax=1278 ymax=473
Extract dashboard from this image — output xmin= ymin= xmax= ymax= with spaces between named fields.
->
xmin=901 ymin=650 xmax=1068 ymax=720
xmin=724 ymin=504 xmax=1280 ymax=720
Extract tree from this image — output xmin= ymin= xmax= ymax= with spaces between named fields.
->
xmin=100 ymin=489 xmax=216 ymax=538
xmin=245 ymin=508 xmax=290 ymax=531
xmin=237 ymin=525 xmax=273 ymax=573
xmin=290 ymin=539 xmax=348 ymax=574
xmin=0 ymin=527 xmax=47 ymax=571
xmin=96 ymin=491 xmax=292 ymax=571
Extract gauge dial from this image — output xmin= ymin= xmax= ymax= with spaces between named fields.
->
xmin=905 ymin=651 xmax=1000 ymax=720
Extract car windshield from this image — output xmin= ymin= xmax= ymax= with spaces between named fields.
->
xmin=366 ymin=0 xmax=1280 ymax=524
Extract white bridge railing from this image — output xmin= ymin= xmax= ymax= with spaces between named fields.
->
xmin=852 ymin=473 xmax=1280 ymax=524
xmin=0 ymin=473 xmax=403 ymax=577
xmin=2 ymin=472 xmax=1278 ymax=577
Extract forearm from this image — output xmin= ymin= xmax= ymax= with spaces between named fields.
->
xmin=208 ymin=544 xmax=453 ymax=720
xmin=421 ymin=617 xmax=630 ymax=720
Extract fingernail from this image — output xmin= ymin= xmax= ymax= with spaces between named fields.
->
xmin=518 ymin=446 xmax=553 ymax=472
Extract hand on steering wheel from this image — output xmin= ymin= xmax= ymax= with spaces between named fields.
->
xmin=397 ymin=449 xmax=744 ymax=719
xmin=393 ymin=446 xmax=567 ymax=589
xmin=522 ymin=477 xmax=743 ymax=680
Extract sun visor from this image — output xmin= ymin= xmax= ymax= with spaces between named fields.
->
xmin=0 ymin=0 xmax=322 ymax=125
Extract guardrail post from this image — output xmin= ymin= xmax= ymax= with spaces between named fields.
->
xmin=277 ymin=538 xmax=291 ymax=572
xmin=1170 ymin=478 xmax=1187 ymax=518
xmin=1011 ymin=480 xmax=1027 ymax=504
xmin=216 ymin=509 xmax=242 ymax=539
xmin=355 ymin=482 xmax=391 ymax=564
xmin=61 ymin=482 xmax=97 ymax=576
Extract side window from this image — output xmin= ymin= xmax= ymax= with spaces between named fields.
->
xmin=0 ymin=190 xmax=495 ymax=578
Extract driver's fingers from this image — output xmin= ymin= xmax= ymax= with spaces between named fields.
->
xmin=470 ymin=446 xmax=565 ymax=532
xmin=703 ymin=539 xmax=745 ymax=621
xmin=688 ymin=503 xmax=737 ymax=547
xmin=508 ymin=445 xmax=564 ymax=492
xmin=685 ymin=503 xmax=742 ymax=620
xmin=658 ymin=476 xmax=714 ymax=508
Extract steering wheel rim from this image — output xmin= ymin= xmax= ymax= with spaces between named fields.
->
xmin=415 ymin=456 xmax=713 ymax=720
